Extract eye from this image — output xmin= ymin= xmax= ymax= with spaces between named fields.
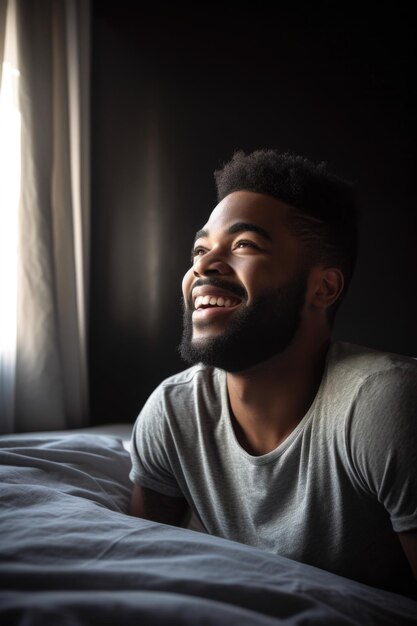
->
xmin=191 ymin=246 xmax=207 ymax=263
xmin=234 ymin=239 xmax=261 ymax=250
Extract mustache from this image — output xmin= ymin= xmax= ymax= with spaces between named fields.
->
xmin=185 ymin=278 xmax=247 ymax=309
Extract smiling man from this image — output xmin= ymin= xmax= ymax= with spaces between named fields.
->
xmin=129 ymin=149 xmax=417 ymax=598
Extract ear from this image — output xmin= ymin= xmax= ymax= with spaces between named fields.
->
xmin=308 ymin=266 xmax=345 ymax=311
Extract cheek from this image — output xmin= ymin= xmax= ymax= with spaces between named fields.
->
xmin=182 ymin=268 xmax=194 ymax=300
xmin=240 ymin=262 xmax=277 ymax=291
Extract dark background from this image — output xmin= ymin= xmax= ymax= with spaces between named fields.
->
xmin=89 ymin=3 xmax=416 ymax=426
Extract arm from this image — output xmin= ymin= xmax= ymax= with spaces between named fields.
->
xmin=130 ymin=483 xmax=190 ymax=527
xmin=398 ymin=530 xmax=417 ymax=582
xmin=348 ymin=366 xmax=417 ymax=591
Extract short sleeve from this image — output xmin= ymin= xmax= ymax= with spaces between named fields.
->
xmin=348 ymin=364 xmax=417 ymax=532
xmin=129 ymin=384 xmax=184 ymax=498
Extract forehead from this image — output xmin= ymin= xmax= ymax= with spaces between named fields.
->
xmin=199 ymin=190 xmax=292 ymax=239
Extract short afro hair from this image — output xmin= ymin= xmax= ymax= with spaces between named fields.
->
xmin=214 ymin=149 xmax=359 ymax=320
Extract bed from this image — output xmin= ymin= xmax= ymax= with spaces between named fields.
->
xmin=1 ymin=429 xmax=416 ymax=625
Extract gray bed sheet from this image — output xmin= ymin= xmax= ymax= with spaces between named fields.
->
xmin=0 ymin=433 xmax=416 ymax=625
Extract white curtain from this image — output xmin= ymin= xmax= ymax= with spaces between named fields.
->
xmin=0 ymin=0 xmax=90 ymax=433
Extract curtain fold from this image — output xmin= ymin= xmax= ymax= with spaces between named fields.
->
xmin=0 ymin=1 xmax=7 ymax=84
xmin=0 ymin=0 xmax=91 ymax=433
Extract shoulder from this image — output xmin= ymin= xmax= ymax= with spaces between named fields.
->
xmin=322 ymin=341 xmax=417 ymax=451
xmin=326 ymin=341 xmax=417 ymax=400
xmin=329 ymin=342 xmax=417 ymax=459
xmin=131 ymin=365 xmax=225 ymax=455
xmin=137 ymin=364 xmax=225 ymax=425
xmin=159 ymin=363 xmax=222 ymax=388
xmin=328 ymin=340 xmax=417 ymax=380
xmin=155 ymin=364 xmax=224 ymax=403
xmin=324 ymin=343 xmax=417 ymax=504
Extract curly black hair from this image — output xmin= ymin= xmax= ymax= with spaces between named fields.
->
xmin=214 ymin=149 xmax=359 ymax=320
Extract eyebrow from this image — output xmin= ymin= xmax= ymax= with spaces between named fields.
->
xmin=193 ymin=222 xmax=272 ymax=244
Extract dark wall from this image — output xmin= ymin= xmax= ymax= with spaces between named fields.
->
xmin=90 ymin=3 xmax=416 ymax=425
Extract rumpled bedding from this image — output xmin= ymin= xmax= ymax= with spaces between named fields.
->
xmin=0 ymin=434 xmax=416 ymax=625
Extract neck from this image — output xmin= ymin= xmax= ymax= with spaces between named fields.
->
xmin=226 ymin=335 xmax=330 ymax=455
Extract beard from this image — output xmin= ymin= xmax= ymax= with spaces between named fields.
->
xmin=178 ymin=270 xmax=308 ymax=373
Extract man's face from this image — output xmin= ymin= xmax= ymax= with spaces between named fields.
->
xmin=179 ymin=190 xmax=308 ymax=372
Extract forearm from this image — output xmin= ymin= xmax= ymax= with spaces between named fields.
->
xmin=130 ymin=483 xmax=189 ymax=527
xmin=398 ymin=530 xmax=417 ymax=583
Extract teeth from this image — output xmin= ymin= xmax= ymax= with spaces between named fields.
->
xmin=194 ymin=295 xmax=238 ymax=310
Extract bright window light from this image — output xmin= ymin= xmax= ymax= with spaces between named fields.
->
xmin=0 ymin=60 xmax=21 ymax=366
xmin=0 ymin=0 xmax=21 ymax=430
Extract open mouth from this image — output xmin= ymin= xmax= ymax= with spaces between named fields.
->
xmin=193 ymin=294 xmax=241 ymax=311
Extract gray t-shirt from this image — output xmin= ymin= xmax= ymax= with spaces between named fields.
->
xmin=130 ymin=341 xmax=417 ymax=596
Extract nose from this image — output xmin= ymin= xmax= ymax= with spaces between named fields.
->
xmin=193 ymin=250 xmax=232 ymax=277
